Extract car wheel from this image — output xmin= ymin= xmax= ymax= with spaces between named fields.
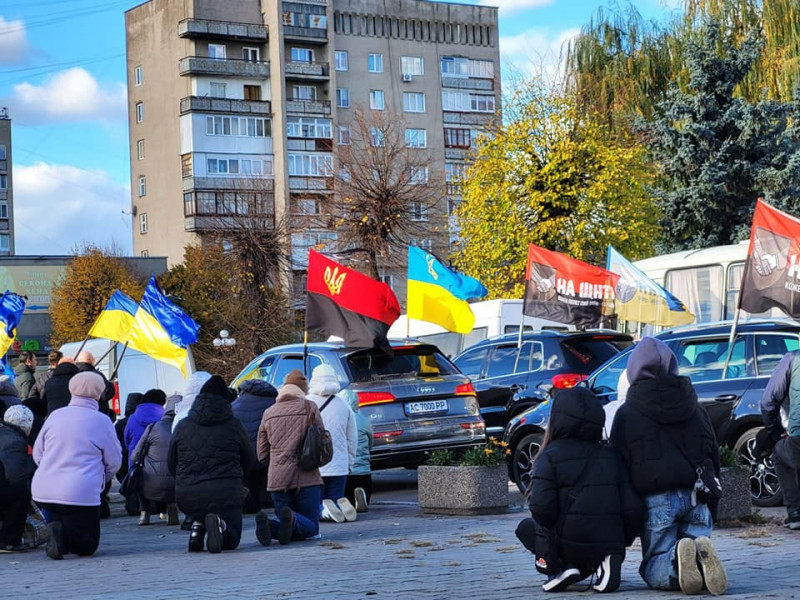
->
xmin=512 ymin=432 xmax=543 ymax=495
xmin=734 ymin=427 xmax=783 ymax=507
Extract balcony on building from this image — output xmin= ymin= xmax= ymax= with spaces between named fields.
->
xmin=283 ymin=4 xmax=328 ymax=44
xmin=445 ymin=148 xmax=470 ymax=160
xmin=443 ymin=111 xmax=494 ymax=126
xmin=288 ymin=175 xmax=334 ymax=192
xmin=183 ymin=187 xmax=275 ymax=232
xmin=285 ymin=99 xmax=331 ymax=116
xmin=178 ymin=18 xmax=268 ymax=42
xmin=284 ymin=61 xmax=330 ymax=81
xmin=180 ymin=96 xmax=272 ymax=116
xmin=441 ymin=77 xmax=494 ymax=91
xmin=179 ymin=56 xmax=270 ymax=78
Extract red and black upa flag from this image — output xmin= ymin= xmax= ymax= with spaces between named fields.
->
xmin=523 ymin=244 xmax=619 ymax=327
xmin=740 ymin=200 xmax=800 ymax=318
xmin=306 ymin=249 xmax=401 ymax=352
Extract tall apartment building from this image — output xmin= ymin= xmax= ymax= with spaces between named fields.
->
xmin=0 ymin=109 xmax=15 ymax=256
xmin=125 ymin=0 xmax=499 ymax=302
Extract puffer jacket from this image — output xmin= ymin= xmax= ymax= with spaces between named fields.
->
xmin=44 ymin=362 xmax=79 ymax=416
xmin=344 ymin=389 xmax=372 ymax=475
xmin=0 ymin=422 xmax=35 ymax=485
xmin=0 ymin=378 xmax=20 ymax=413
xmin=308 ymin=393 xmax=356 ymax=478
xmin=172 ymin=371 xmax=211 ymax=433
xmin=257 ymin=384 xmax=324 ymax=492
xmin=168 ymin=388 xmax=254 ymax=517
xmin=530 ymin=387 xmax=643 ymax=565
xmin=124 ymin=403 xmax=164 ymax=467
xmin=13 ymin=363 xmax=35 ymax=400
xmin=133 ymin=400 xmax=176 ymax=504
xmin=231 ymin=379 xmax=278 ymax=452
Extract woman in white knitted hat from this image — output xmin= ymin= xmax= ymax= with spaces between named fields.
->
xmin=0 ymin=405 xmax=36 ymax=552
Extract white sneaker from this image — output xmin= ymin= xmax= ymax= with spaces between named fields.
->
xmin=336 ymin=497 xmax=357 ymax=522
xmin=354 ymin=487 xmax=369 ymax=513
xmin=321 ymin=499 xmax=345 ymax=523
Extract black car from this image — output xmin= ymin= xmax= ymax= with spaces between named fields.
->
xmin=504 ymin=319 xmax=800 ymax=505
xmin=231 ymin=341 xmax=485 ymax=469
xmin=452 ymin=330 xmax=633 ymax=437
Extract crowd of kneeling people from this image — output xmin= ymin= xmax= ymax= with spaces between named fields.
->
xmin=0 ymin=339 xmax=735 ymax=595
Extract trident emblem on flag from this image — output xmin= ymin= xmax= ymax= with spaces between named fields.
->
xmin=324 ymin=265 xmax=347 ymax=296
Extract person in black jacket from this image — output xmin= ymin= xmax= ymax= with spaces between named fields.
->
xmin=43 ymin=358 xmax=80 ymax=416
xmin=231 ymin=379 xmax=277 ymax=513
xmin=516 ymin=387 xmax=642 ymax=593
xmin=115 ymin=392 xmax=143 ymax=517
xmin=0 ymin=406 xmax=36 ymax=552
xmin=611 ymin=337 xmax=726 ymax=596
xmin=168 ymin=376 xmax=255 ymax=553
xmin=75 ymin=351 xmax=115 ymax=421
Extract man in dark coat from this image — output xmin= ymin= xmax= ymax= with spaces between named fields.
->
xmin=231 ymin=379 xmax=277 ymax=513
xmin=611 ymin=337 xmax=726 ymax=596
xmin=75 ymin=351 xmax=115 ymax=420
xmin=0 ymin=406 xmax=36 ymax=552
xmin=168 ymin=376 xmax=255 ymax=553
xmin=13 ymin=352 xmax=37 ymax=400
xmin=28 ymin=350 xmax=62 ymax=401
xmin=43 ymin=358 xmax=80 ymax=416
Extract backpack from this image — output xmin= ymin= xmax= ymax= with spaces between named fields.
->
xmin=297 ymin=397 xmax=334 ymax=471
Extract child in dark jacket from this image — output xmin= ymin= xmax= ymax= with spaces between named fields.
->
xmin=516 ymin=387 xmax=643 ymax=593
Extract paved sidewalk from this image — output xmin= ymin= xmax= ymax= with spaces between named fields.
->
xmin=3 ymin=498 xmax=799 ymax=599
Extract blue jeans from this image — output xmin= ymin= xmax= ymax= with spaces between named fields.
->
xmin=640 ymin=489 xmax=712 ymax=590
xmin=322 ymin=475 xmax=348 ymax=502
xmin=270 ymin=485 xmax=322 ymax=541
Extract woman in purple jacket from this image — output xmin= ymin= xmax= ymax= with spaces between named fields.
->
xmin=31 ymin=372 xmax=122 ymax=560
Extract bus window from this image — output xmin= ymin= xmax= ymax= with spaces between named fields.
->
xmin=666 ymin=265 xmax=724 ymax=323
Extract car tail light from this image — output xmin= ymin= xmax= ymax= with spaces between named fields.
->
xmin=357 ymin=391 xmax=396 ymax=407
xmin=454 ymin=382 xmax=476 ymax=396
xmin=112 ymin=381 xmax=120 ymax=415
xmin=591 ymin=335 xmax=614 ymax=340
xmin=552 ymin=373 xmax=588 ymax=389
xmin=460 ymin=422 xmax=484 ymax=429
xmin=374 ymin=429 xmax=403 ymax=439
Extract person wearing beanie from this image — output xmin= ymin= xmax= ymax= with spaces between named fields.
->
xmin=306 ymin=364 xmax=358 ymax=523
xmin=168 ymin=375 xmax=255 ymax=554
xmin=0 ymin=405 xmax=36 ymax=552
xmin=133 ymin=395 xmax=180 ymax=527
xmin=31 ymin=371 xmax=122 ymax=560
xmin=172 ymin=371 xmax=212 ymax=433
xmin=254 ymin=370 xmax=324 ymax=546
xmin=43 ymin=357 xmax=80 ymax=416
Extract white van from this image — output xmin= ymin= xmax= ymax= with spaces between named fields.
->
xmin=387 ymin=299 xmax=572 ymax=357
xmin=59 ymin=339 xmax=194 ymax=416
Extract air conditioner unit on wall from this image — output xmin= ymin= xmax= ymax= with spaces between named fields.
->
xmin=402 ymin=73 xmax=413 ymax=82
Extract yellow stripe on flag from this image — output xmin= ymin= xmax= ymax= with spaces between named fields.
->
xmin=615 ymin=290 xmax=695 ymax=328
xmin=0 ymin=331 xmax=14 ymax=358
xmin=126 ymin=309 xmax=189 ymax=376
xmin=407 ymin=279 xmax=476 ymax=334
xmin=88 ymin=310 xmax=136 ymax=344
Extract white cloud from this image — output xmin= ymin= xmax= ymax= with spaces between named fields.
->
xmin=0 ymin=17 xmax=32 ymax=64
xmin=4 ymin=68 xmax=126 ymax=124
xmin=13 ymin=162 xmax=132 ymax=255
xmin=479 ymin=0 xmax=553 ymax=14
xmin=499 ymin=27 xmax=581 ymax=84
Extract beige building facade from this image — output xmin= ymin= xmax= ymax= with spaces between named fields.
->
xmin=0 ymin=109 xmax=15 ymax=255
xmin=125 ymin=0 xmax=499 ymax=301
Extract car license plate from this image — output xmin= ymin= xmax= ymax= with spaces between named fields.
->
xmin=406 ymin=400 xmax=448 ymax=415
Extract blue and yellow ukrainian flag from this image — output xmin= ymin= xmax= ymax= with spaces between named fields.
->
xmin=407 ymin=246 xmax=488 ymax=333
xmin=607 ymin=246 xmax=695 ymax=327
xmin=88 ymin=290 xmax=138 ymax=343
xmin=125 ymin=276 xmax=200 ymax=376
xmin=0 ymin=291 xmax=25 ymax=358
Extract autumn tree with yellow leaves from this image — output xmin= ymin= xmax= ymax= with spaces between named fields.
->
xmin=454 ymin=85 xmax=658 ymax=299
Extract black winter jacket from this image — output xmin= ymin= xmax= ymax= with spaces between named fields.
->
xmin=530 ymin=387 xmax=643 ymax=565
xmin=76 ymin=362 xmax=115 ymax=420
xmin=134 ymin=409 xmax=175 ymax=504
xmin=232 ymin=379 xmax=278 ymax=453
xmin=611 ymin=375 xmax=720 ymax=497
xmin=44 ymin=362 xmax=80 ymax=416
xmin=0 ymin=379 xmax=20 ymax=413
xmin=0 ymin=422 xmax=35 ymax=486
xmin=168 ymin=389 xmax=256 ymax=517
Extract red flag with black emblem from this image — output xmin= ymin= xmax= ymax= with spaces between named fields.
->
xmin=306 ymin=249 xmax=401 ymax=351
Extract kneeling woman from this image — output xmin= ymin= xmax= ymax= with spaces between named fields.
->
xmin=516 ymin=387 xmax=643 ymax=593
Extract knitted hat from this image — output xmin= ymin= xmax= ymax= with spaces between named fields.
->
xmin=142 ymin=388 xmax=167 ymax=406
xmin=199 ymin=375 xmax=231 ymax=399
xmin=283 ymin=369 xmax=308 ymax=393
xmin=4 ymin=405 xmax=34 ymax=436
xmin=68 ymin=371 xmax=106 ymax=400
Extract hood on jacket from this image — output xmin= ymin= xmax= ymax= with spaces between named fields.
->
xmin=132 ymin=402 xmax=165 ymax=426
xmin=125 ymin=392 xmax=144 ymax=417
xmin=188 ymin=387 xmax=234 ymax=426
xmin=627 ymin=337 xmax=678 ymax=384
xmin=182 ymin=371 xmax=211 ymax=407
xmin=626 ymin=374 xmax=699 ymax=425
xmin=0 ymin=378 xmax=19 ymax=399
xmin=548 ymin=387 xmax=604 ymax=443
xmin=308 ymin=364 xmax=341 ymax=397
xmin=276 ymin=383 xmax=307 ymax=403
xmin=237 ymin=378 xmax=278 ymax=399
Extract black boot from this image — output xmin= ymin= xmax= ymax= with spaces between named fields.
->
xmin=188 ymin=521 xmax=205 ymax=552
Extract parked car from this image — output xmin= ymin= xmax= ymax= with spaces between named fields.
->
xmin=231 ymin=341 xmax=485 ymax=469
xmin=452 ymin=330 xmax=633 ymax=437
xmin=504 ymin=319 xmax=800 ymax=506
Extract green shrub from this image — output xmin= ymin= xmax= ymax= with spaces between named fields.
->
xmin=459 ymin=437 xmax=509 ymax=467
xmin=427 ymin=449 xmax=456 ymax=466
xmin=719 ymin=445 xmax=739 ymax=468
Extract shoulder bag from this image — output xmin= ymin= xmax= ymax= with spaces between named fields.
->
xmin=297 ymin=396 xmax=334 ymax=471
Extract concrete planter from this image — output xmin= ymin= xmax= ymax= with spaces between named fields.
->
xmin=717 ymin=466 xmax=752 ymax=521
xmin=418 ymin=465 xmax=509 ymax=515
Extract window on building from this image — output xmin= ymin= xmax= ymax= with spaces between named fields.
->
xmin=293 ymin=197 xmax=321 ymax=215
xmin=405 ymin=128 xmax=427 ymax=148
xmin=411 ymin=238 xmax=432 ymax=251
xmin=0 ymin=234 xmax=10 ymax=252
xmin=139 ymin=213 xmax=148 ymax=234
xmin=242 ymin=47 xmax=260 ymax=62
xmin=442 ymin=91 xmax=495 ymax=113
xmin=292 ymin=85 xmax=316 ymax=101
xmin=283 ymin=12 xmax=327 ymax=29
xmin=291 ymin=48 xmax=314 ymax=63
xmin=134 ymin=65 xmax=143 ymax=86
xmin=336 ymin=88 xmax=350 ymax=108
xmin=210 ymin=82 xmax=226 ymax=98
xmin=409 ymin=166 xmax=428 ymax=184
xmin=140 ymin=249 xmax=150 ymax=257
xmin=400 ymin=56 xmax=424 ymax=76
xmin=205 ymin=116 xmax=271 ymax=137
xmin=403 ymin=92 xmax=425 ymax=113
xmin=368 ymin=53 xmax=383 ymax=73
xmin=137 ymin=139 xmax=145 ymax=160
xmin=370 ymin=127 xmax=386 ymax=147
xmin=286 ymin=117 xmax=332 ymax=139
xmin=444 ymin=127 xmax=471 ymax=148
xmin=335 ymin=51 xmax=348 ymax=71
xmin=409 ymin=201 xmax=428 ymax=221
xmin=138 ymin=175 xmax=146 ymax=196
xmin=469 ymin=59 xmax=494 ymax=78
xmin=379 ymin=274 xmax=394 ymax=288
xmin=0 ymin=174 xmax=6 ymax=189
xmin=0 ymin=203 xmax=8 ymax=219
xmin=181 ymin=153 xmax=193 ymax=178
xmin=208 ymin=43 xmax=226 ymax=59
xmin=471 ymin=94 xmax=495 ymax=112
xmin=287 ymin=153 xmax=333 ymax=176
xmin=0 ymin=145 xmax=5 ymax=160
xmin=243 ymin=85 xmax=261 ymax=100
xmin=441 ymin=56 xmax=469 ymax=77
xmin=135 ymin=102 xmax=144 ymax=123
xmin=338 ymin=126 xmax=351 ymax=145
xmin=369 ymin=89 xmax=385 ymax=110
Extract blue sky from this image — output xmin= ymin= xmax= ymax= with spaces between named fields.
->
xmin=0 ymin=0 xmax=680 ymax=256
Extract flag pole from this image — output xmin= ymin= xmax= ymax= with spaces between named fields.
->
xmin=513 ymin=279 xmax=529 ymax=372
xmin=722 ymin=262 xmax=748 ymax=378
xmin=109 ymin=342 xmax=129 ymax=381
xmin=73 ymin=334 xmax=90 ymax=360
xmin=95 ymin=341 xmax=117 ymax=366
xmin=302 ymin=330 xmax=309 ymax=377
